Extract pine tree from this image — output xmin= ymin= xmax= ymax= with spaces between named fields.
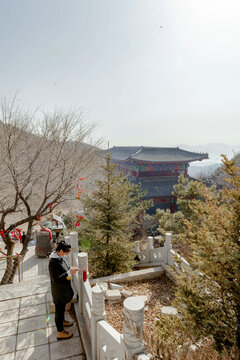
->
xmin=156 ymin=174 xmax=217 ymax=235
xmin=156 ymin=156 xmax=240 ymax=357
xmin=80 ymin=151 xmax=152 ymax=277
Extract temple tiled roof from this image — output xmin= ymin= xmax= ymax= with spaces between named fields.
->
xmin=106 ymin=146 xmax=208 ymax=163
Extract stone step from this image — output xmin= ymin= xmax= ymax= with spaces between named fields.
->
xmin=0 ymin=278 xmax=50 ymax=301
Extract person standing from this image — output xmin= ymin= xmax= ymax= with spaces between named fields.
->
xmin=49 ymin=240 xmax=79 ymax=340
xmin=21 ymin=231 xmax=26 ymax=249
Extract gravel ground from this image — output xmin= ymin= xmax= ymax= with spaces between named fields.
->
xmin=105 ymin=274 xmax=175 ymax=340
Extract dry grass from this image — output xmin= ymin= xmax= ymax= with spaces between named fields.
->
xmin=105 ymin=274 xmax=175 ymax=338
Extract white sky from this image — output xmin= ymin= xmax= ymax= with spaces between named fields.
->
xmin=0 ymin=0 xmax=240 ymax=147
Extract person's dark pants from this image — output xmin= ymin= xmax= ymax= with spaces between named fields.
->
xmin=55 ymin=303 xmax=66 ymax=332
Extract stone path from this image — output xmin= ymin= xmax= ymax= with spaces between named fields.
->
xmin=0 ymin=240 xmax=50 ymax=283
xmin=0 ymin=243 xmax=86 ymax=360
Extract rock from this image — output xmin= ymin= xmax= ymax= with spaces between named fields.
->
xmin=106 ymin=289 xmax=121 ymax=302
xmin=161 ymin=305 xmax=178 ymax=316
xmin=109 ymin=283 xmax=123 ymax=290
xmin=144 ymin=305 xmax=149 ymax=311
xmin=121 ymin=289 xmax=132 ymax=298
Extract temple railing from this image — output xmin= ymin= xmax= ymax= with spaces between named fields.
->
xmin=67 ymin=232 xmax=191 ymax=359
xmin=135 ymin=233 xmax=172 ymax=266
xmin=68 ymin=232 xmax=150 ymax=360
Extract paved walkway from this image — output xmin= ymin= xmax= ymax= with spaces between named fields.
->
xmin=0 ymin=241 xmax=49 ymax=283
xmin=0 ymin=244 xmax=86 ymax=360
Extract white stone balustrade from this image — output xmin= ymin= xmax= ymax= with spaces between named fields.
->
xmin=123 ymin=297 xmax=145 ymax=359
xmin=69 ymin=232 xmax=79 ymax=288
xmin=72 ymin=242 xmax=150 ymax=359
xmin=97 ymin=321 xmax=124 ymax=360
xmin=78 ymin=252 xmax=88 ymax=281
xmin=78 ymin=252 xmax=88 ymax=314
xmin=70 ymin=231 xmax=78 ymax=252
xmin=67 ymin=231 xmax=191 ymax=360
xmin=164 ymin=232 xmax=173 ymax=265
xmin=91 ymin=284 xmax=106 ymax=359
xmin=147 ymin=236 xmax=154 ymax=250
xmin=64 ymin=235 xmax=72 ymax=265
xmin=135 ymin=233 xmax=174 ymax=266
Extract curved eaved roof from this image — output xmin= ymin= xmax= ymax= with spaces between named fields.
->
xmin=107 ymin=146 xmax=208 ymax=163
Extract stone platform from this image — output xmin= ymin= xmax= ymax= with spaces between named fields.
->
xmin=0 ymin=244 xmax=85 ymax=360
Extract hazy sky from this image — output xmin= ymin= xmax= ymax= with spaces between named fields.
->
xmin=0 ymin=0 xmax=240 ymax=147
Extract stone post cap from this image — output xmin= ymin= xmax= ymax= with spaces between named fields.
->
xmin=70 ymin=232 xmax=78 ymax=240
xmin=124 ymin=296 xmax=145 ymax=312
xmin=165 ymin=232 xmax=172 ymax=244
xmin=92 ymin=284 xmax=103 ymax=294
xmin=147 ymin=236 xmax=153 ymax=240
xmin=78 ymin=252 xmax=88 ymax=258
xmin=70 ymin=231 xmax=78 ymax=236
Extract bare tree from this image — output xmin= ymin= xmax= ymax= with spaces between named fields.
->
xmin=0 ymin=96 xmax=101 ymax=284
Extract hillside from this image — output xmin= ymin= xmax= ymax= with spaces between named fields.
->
xmin=204 ymin=153 xmax=240 ymax=187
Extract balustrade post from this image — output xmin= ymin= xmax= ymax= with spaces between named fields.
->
xmin=70 ymin=232 xmax=78 ymax=251
xmin=70 ymin=232 xmax=78 ymax=264
xmin=64 ymin=236 xmax=72 ymax=266
xmin=91 ymin=284 xmax=106 ymax=359
xmin=78 ymin=252 xmax=88 ymax=314
xmin=69 ymin=232 xmax=79 ymax=288
xmin=164 ymin=232 xmax=173 ymax=265
xmin=123 ymin=297 xmax=145 ymax=359
xmin=148 ymin=236 xmax=154 ymax=263
xmin=147 ymin=236 xmax=154 ymax=250
xmin=135 ymin=242 xmax=140 ymax=254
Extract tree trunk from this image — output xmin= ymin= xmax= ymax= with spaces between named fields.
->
xmin=0 ymin=235 xmax=15 ymax=285
xmin=8 ymin=221 xmax=33 ymax=284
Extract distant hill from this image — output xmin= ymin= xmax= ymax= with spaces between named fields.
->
xmin=188 ymin=163 xmax=222 ymax=179
xmin=206 ymin=153 xmax=240 ymax=187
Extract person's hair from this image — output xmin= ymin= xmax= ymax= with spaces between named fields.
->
xmin=56 ymin=240 xmax=71 ymax=253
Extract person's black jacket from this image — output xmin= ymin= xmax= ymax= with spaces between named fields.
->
xmin=49 ymin=256 xmax=74 ymax=305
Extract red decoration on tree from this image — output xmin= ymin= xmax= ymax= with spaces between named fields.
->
xmin=10 ymin=228 xmax=22 ymax=242
xmin=75 ymin=215 xmax=84 ymax=227
xmin=49 ymin=203 xmax=53 ymax=210
xmin=37 ymin=216 xmax=41 ymax=221
xmin=76 ymin=190 xmax=86 ymax=199
xmin=0 ymin=230 xmax=6 ymax=238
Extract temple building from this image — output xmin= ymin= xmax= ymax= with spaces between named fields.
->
xmin=108 ymin=146 xmax=208 ymax=214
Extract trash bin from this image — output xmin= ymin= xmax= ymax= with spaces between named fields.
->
xmin=35 ymin=231 xmax=52 ymax=257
